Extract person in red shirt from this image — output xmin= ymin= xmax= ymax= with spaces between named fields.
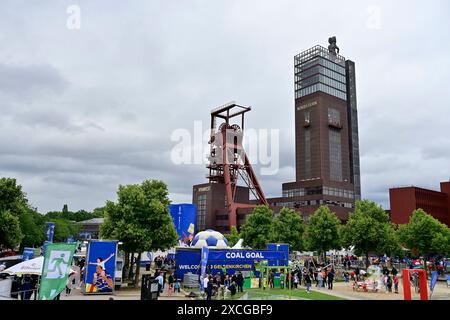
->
xmin=394 ymin=275 xmax=399 ymax=294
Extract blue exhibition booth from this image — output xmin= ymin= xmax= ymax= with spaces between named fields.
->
xmin=174 ymin=243 xmax=289 ymax=280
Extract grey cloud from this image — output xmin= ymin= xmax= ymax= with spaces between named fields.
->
xmin=0 ymin=63 xmax=68 ymax=99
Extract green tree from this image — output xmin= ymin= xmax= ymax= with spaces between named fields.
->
xmin=240 ymin=205 xmax=274 ymax=249
xmin=224 ymin=226 xmax=241 ymax=247
xmin=0 ymin=210 xmax=22 ymax=249
xmin=343 ymin=200 xmax=398 ymax=269
xmin=398 ymin=209 xmax=450 ymax=272
xmin=272 ymin=208 xmax=305 ymax=251
xmin=92 ymin=206 xmax=106 ymax=218
xmin=0 ymin=178 xmax=28 ymax=249
xmin=49 ymin=219 xmax=80 ymax=242
xmin=101 ymin=180 xmax=178 ymax=286
xmin=19 ymin=208 xmax=46 ymax=249
xmin=0 ymin=177 xmax=28 ymax=216
xmin=306 ymin=205 xmax=341 ymax=261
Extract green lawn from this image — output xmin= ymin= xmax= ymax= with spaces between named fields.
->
xmin=231 ymin=288 xmax=345 ymax=300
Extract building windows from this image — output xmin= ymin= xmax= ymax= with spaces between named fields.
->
xmin=329 ymin=129 xmax=342 ymax=181
xmin=197 ymin=194 xmax=206 ymax=231
xmin=304 ymin=111 xmax=310 ymax=124
xmin=328 ymin=107 xmax=341 ymax=127
xmin=282 ymin=186 xmax=323 ymax=198
xmin=295 ymin=83 xmax=347 ymax=100
xmin=323 ymin=186 xmax=354 ymax=199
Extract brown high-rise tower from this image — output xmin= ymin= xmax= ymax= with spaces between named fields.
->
xmin=266 ymin=39 xmax=361 ymax=221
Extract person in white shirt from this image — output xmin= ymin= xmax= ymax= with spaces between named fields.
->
xmin=203 ymin=275 xmax=209 ymax=293
xmin=156 ymin=273 xmax=164 ymax=296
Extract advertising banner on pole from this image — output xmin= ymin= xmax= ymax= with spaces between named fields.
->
xmin=429 ymin=271 xmax=438 ymax=299
xmin=83 ymin=240 xmax=117 ymax=294
xmin=38 ymin=242 xmax=77 ymax=300
xmin=45 ymin=222 xmax=55 ymax=242
xmin=200 ymin=246 xmax=209 ymax=278
xmin=169 ymin=204 xmax=196 ymax=246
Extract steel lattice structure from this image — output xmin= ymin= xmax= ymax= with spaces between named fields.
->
xmin=207 ymin=102 xmax=269 ymax=227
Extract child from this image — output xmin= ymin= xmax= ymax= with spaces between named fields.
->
xmin=174 ymin=278 xmax=181 ymax=294
xmin=394 ymin=275 xmax=399 ymax=294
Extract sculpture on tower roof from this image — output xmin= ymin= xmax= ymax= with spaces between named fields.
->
xmin=328 ymin=36 xmax=340 ymax=55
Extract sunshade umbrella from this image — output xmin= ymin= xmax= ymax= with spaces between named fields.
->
xmin=2 ymin=256 xmax=44 ymax=275
xmin=2 ymin=256 xmax=77 ymax=276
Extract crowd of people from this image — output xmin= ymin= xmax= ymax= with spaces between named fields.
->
xmin=272 ymin=265 xmax=336 ymax=294
xmin=153 ymin=255 xmax=175 ymax=270
xmin=7 ymin=275 xmax=39 ymax=300
xmin=202 ymin=271 xmax=244 ymax=300
xmin=154 ymin=268 xmax=181 ymax=297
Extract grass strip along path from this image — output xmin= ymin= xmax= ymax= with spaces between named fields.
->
xmin=230 ymin=288 xmax=346 ymax=300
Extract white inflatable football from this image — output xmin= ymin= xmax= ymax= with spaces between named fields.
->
xmin=191 ymin=229 xmax=229 ymax=248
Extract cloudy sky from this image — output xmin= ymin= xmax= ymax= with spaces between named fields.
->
xmin=1 ymin=0 xmax=449 ymax=213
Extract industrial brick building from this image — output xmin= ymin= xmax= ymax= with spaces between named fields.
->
xmin=263 ymin=40 xmax=361 ymax=222
xmin=389 ymin=181 xmax=450 ymax=227
xmin=192 ymin=38 xmax=361 ymax=231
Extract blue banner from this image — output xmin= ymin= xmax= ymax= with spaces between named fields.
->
xmin=22 ymin=247 xmax=35 ymax=261
xmin=45 ymin=222 xmax=55 ymax=242
xmin=175 ymin=248 xmax=288 ymax=280
xmin=169 ymin=204 xmax=196 ymax=245
xmin=84 ymin=240 xmax=117 ymax=294
xmin=200 ymin=247 xmax=209 ymax=278
xmin=430 ymin=271 xmax=438 ymax=292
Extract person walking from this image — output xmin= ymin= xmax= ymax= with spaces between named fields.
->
xmin=155 ymin=272 xmax=164 ymax=296
xmin=387 ymin=275 xmax=393 ymax=293
xmin=202 ymin=274 xmax=209 ymax=297
xmin=327 ymin=269 xmax=335 ymax=290
xmin=317 ymin=269 xmax=323 ymax=289
xmin=236 ymin=272 xmax=244 ymax=293
xmin=168 ymin=273 xmax=174 ymax=296
xmin=394 ymin=274 xmax=399 ymax=294
xmin=206 ymin=275 xmax=213 ymax=300
xmin=304 ymin=272 xmax=312 ymax=293
xmin=174 ymin=278 xmax=181 ymax=294
xmin=293 ymin=273 xmax=299 ymax=289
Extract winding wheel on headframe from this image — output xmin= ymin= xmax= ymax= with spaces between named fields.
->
xmin=206 ymin=102 xmax=269 ymax=228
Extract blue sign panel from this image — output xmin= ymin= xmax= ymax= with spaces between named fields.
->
xmin=84 ymin=240 xmax=117 ymax=294
xmin=175 ymin=248 xmax=288 ymax=279
xmin=45 ymin=222 xmax=55 ymax=242
xmin=22 ymin=247 xmax=35 ymax=261
xmin=169 ymin=204 xmax=196 ymax=245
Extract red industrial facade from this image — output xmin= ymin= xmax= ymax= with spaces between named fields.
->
xmin=389 ymin=181 xmax=450 ymax=227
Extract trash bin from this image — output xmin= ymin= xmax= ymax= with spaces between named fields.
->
xmin=141 ymin=275 xmax=159 ymax=300
xmin=146 ymin=263 xmax=151 ymax=271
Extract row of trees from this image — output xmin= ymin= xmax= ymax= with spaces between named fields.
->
xmin=0 ymin=177 xmax=179 ymax=288
xmin=229 ymin=200 xmax=450 ymax=271
xmin=0 ymin=178 xmax=105 ymax=251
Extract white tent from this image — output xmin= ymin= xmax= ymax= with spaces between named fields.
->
xmin=2 ymin=256 xmax=44 ymax=275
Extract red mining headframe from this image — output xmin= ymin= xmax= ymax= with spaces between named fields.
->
xmin=207 ymin=101 xmax=269 ymax=228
